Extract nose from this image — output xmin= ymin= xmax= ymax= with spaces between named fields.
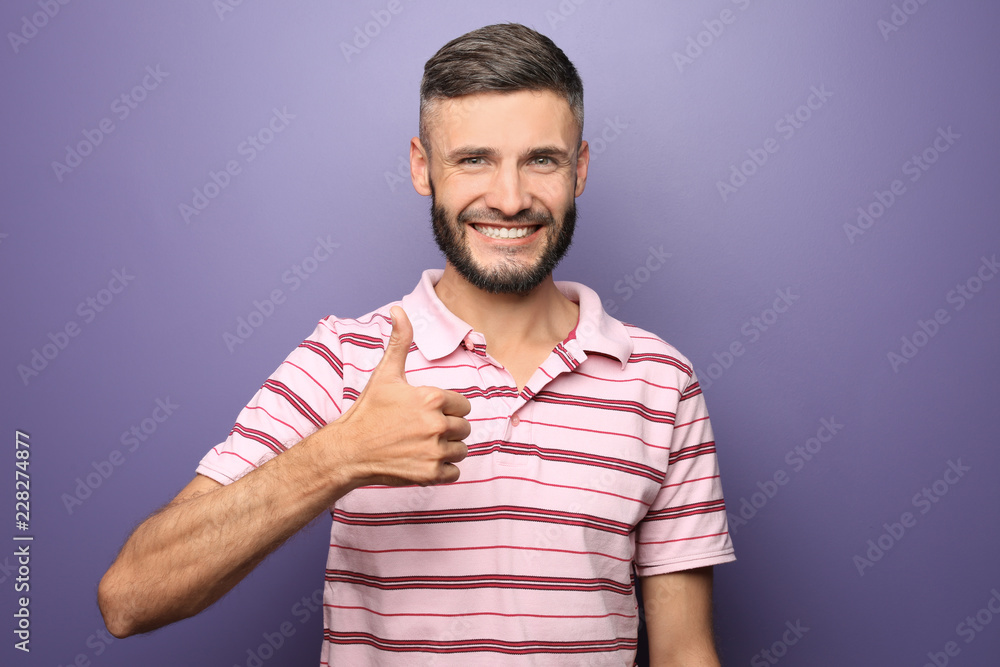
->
xmin=483 ymin=163 xmax=532 ymax=218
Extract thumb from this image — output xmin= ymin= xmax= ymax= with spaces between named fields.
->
xmin=371 ymin=306 xmax=413 ymax=383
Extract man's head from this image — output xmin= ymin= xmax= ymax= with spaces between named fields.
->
xmin=412 ymin=24 xmax=589 ymax=295
xmin=419 ymin=23 xmax=585 ymax=156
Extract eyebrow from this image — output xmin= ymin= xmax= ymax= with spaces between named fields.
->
xmin=523 ymin=145 xmax=573 ymax=162
xmin=446 ymin=145 xmax=573 ymax=163
xmin=447 ymin=146 xmax=500 ymax=161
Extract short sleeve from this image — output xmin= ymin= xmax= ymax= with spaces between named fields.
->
xmin=197 ymin=318 xmax=346 ymax=485
xmin=634 ymin=373 xmax=735 ymax=576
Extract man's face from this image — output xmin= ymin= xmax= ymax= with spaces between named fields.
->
xmin=412 ymin=90 xmax=589 ymax=294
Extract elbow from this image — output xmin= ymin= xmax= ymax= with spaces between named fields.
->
xmin=97 ymin=570 xmax=138 ymax=639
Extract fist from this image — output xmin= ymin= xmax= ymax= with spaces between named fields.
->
xmin=332 ymin=306 xmax=471 ymax=487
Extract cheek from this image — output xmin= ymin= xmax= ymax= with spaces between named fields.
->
xmin=444 ymin=177 xmax=489 ymax=211
xmin=530 ymin=174 xmax=575 ymax=207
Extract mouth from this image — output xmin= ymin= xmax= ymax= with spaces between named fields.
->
xmin=471 ymin=224 xmax=541 ymax=240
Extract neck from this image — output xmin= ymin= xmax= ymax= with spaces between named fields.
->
xmin=434 ymin=264 xmax=579 ymax=351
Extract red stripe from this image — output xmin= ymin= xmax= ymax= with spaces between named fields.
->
xmin=333 ymin=506 xmax=631 ymax=534
xmin=243 ymin=405 xmax=305 ymax=440
xmin=662 ymin=474 xmax=720 ymax=489
xmin=679 ymin=381 xmax=703 ymax=401
xmin=298 ymin=339 xmax=344 ymax=378
xmin=325 ymin=570 xmax=632 ymax=593
xmin=263 ymin=379 xmax=324 ymax=428
xmin=624 ymin=331 xmax=665 ymax=342
xmin=533 ymin=392 xmax=675 ymax=423
xmin=364 ymin=474 xmax=647 ymax=505
xmin=453 ymin=385 xmax=519 ymax=399
xmin=466 ymin=440 xmax=661 ymax=481
xmin=673 ymin=415 xmax=710 ymax=429
xmin=520 ymin=418 xmax=664 ymax=450
xmin=211 ymin=447 xmax=259 ymax=469
xmin=408 ymin=362 xmax=488 ymax=374
xmin=571 ymin=370 xmax=682 ymax=392
xmin=282 ymin=360 xmax=340 ymax=413
xmin=669 ymin=442 xmax=716 ymax=465
xmin=232 ymin=423 xmax=285 ymax=454
xmin=467 ymin=415 xmax=508 ymax=424
xmin=328 ymin=542 xmax=633 ymax=562
xmin=323 ymin=630 xmax=637 ymax=654
xmin=637 ymin=531 xmax=730 ymax=546
xmin=325 ymin=603 xmax=637 ymax=620
xmin=647 ymin=499 xmax=726 ymax=521
xmin=627 ymin=353 xmax=692 ymax=376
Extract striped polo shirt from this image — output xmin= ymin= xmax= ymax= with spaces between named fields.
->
xmin=198 ymin=269 xmax=735 ymax=666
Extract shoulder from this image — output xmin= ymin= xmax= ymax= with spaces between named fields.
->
xmin=313 ymin=302 xmax=398 ymax=347
xmin=618 ymin=320 xmax=697 ymax=385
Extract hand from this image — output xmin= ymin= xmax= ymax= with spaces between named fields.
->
xmin=332 ymin=306 xmax=471 ymax=487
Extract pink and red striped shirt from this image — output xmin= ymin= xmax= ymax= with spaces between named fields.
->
xmin=198 ymin=269 xmax=735 ymax=666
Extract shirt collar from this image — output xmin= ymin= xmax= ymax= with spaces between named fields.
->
xmin=400 ymin=269 xmax=633 ymax=369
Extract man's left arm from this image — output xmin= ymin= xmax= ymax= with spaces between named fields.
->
xmin=641 ymin=566 xmax=720 ymax=667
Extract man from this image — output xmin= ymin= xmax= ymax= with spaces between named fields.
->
xmin=99 ymin=23 xmax=734 ymax=666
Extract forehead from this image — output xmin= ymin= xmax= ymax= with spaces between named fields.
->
xmin=425 ymin=90 xmax=577 ymax=152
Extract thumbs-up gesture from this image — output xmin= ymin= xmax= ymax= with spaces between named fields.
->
xmin=330 ymin=306 xmax=471 ymax=487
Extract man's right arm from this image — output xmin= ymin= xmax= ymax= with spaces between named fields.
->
xmin=98 ymin=307 xmax=471 ymax=638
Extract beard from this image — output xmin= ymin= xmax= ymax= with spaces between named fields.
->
xmin=430 ymin=184 xmax=576 ymax=295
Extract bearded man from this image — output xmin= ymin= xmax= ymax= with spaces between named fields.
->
xmin=99 ymin=23 xmax=735 ymax=666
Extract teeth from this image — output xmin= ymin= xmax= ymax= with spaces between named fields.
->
xmin=474 ymin=225 xmax=536 ymax=239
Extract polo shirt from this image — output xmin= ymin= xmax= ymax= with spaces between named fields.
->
xmin=197 ymin=269 xmax=735 ymax=666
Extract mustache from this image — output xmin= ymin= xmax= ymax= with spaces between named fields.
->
xmin=456 ymin=208 xmax=554 ymax=225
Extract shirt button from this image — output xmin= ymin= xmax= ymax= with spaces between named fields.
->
xmin=464 ymin=339 xmax=474 ymax=351
xmin=510 ymin=414 xmax=520 ymax=427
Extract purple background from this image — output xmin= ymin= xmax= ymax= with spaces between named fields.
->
xmin=3 ymin=1 xmax=999 ymax=665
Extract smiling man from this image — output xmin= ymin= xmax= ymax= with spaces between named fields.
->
xmin=98 ymin=23 xmax=734 ymax=666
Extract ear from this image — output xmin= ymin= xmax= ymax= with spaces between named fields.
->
xmin=410 ymin=137 xmax=432 ymax=196
xmin=574 ymin=140 xmax=590 ymax=197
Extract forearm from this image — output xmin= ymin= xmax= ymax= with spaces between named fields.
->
xmin=98 ymin=427 xmax=355 ymax=637
xmin=99 ymin=307 xmax=470 ymax=637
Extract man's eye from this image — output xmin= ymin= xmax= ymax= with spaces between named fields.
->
xmin=532 ymin=156 xmax=553 ymax=166
xmin=462 ymin=157 xmax=483 ymax=165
